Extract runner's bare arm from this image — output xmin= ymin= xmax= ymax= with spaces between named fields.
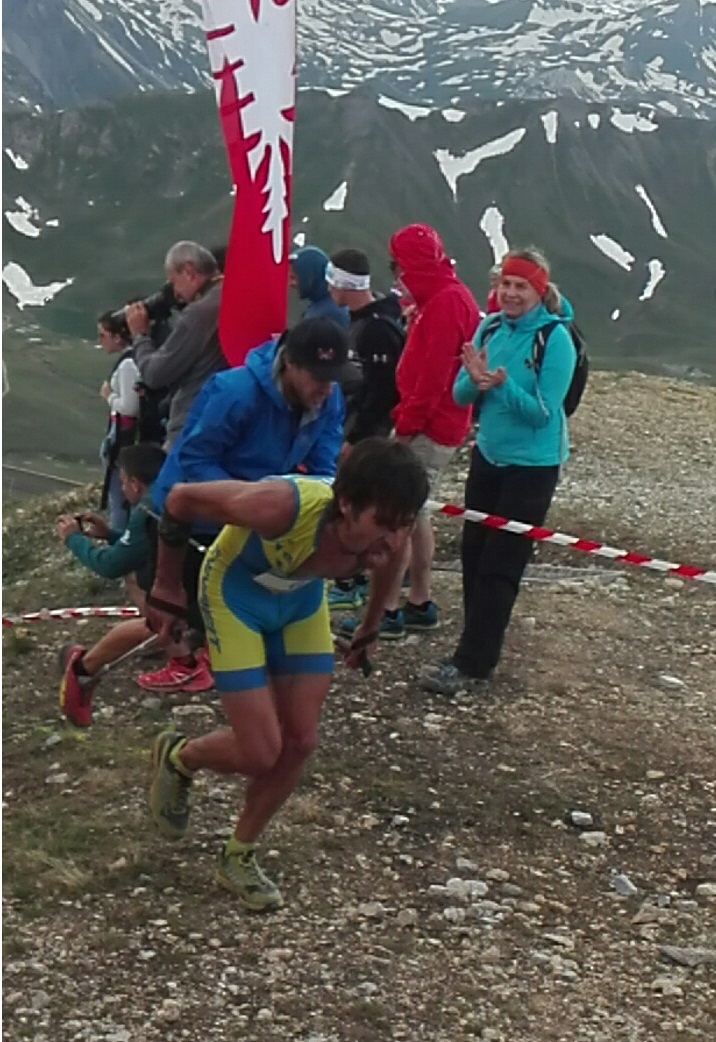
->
xmin=362 ymin=552 xmax=406 ymax=633
xmin=340 ymin=551 xmax=405 ymax=670
xmin=149 ymin=480 xmax=299 ymax=644
xmin=164 ymin=479 xmax=297 ymax=540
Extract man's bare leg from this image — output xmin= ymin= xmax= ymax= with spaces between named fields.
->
xmin=160 ymin=673 xmax=330 ymax=909
xmin=177 ymin=673 xmax=329 ymax=841
xmin=82 ymin=618 xmax=152 ymax=674
xmin=232 ymin=673 xmax=330 ymax=842
xmin=404 ymin=514 xmax=434 ymax=606
xmin=179 ymin=686 xmax=283 ymax=779
xmin=383 ymin=514 xmax=434 ymax=610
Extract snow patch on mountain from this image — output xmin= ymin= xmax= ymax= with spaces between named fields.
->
xmin=76 ymin=0 xmax=103 ymax=21
xmin=5 ymin=149 xmax=29 ymax=171
xmin=441 ymin=108 xmax=466 ymax=122
xmin=435 ymin=127 xmax=527 ymax=198
xmin=541 ymin=110 xmax=559 ymax=144
xmin=96 ymin=34 xmax=136 ymax=75
xmin=378 ymin=95 xmax=432 ymax=121
xmin=590 ymin=233 xmax=636 ymax=270
xmin=610 ymin=108 xmax=659 ymax=133
xmin=323 ymin=181 xmax=348 ymax=211
xmin=635 ymin=184 xmax=668 ymax=238
xmin=640 ymin=259 xmax=666 ymax=300
xmin=4 ymin=197 xmax=42 ymax=238
xmin=479 ymin=206 xmax=510 ymax=262
xmin=2 ymin=262 xmax=74 ymax=309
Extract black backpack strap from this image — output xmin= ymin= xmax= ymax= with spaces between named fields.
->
xmin=478 ymin=314 xmax=502 ymax=347
xmin=110 ymin=346 xmax=135 ymax=377
xmin=532 ymin=320 xmax=561 ymax=372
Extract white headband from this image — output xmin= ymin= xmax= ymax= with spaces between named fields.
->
xmin=325 ymin=262 xmax=371 ymax=291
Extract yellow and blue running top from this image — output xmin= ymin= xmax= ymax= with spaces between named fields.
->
xmin=198 ymin=476 xmax=335 ymax=692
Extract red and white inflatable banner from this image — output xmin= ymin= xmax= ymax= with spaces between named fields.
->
xmin=201 ymin=0 xmax=296 ymax=366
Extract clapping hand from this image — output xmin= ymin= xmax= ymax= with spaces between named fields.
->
xmin=461 ymin=343 xmax=506 ymax=391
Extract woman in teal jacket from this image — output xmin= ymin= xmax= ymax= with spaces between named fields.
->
xmin=421 ymin=247 xmax=576 ymax=695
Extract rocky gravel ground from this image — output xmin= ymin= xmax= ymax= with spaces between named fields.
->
xmin=3 ymin=372 xmax=715 ymax=1042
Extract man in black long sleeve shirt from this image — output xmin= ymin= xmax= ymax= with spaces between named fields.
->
xmin=327 ymin=248 xmax=404 ymax=444
xmin=326 ymin=248 xmax=406 ymax=609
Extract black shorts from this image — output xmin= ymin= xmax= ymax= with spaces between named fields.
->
xmin=142 ymin=518 xmax=218 ymax=634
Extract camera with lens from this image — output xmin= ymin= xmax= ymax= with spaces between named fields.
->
xmin=110 ymin=282 xmax=183 ymax=348
xmin=111 ymin=281 xmax=179 ymax=328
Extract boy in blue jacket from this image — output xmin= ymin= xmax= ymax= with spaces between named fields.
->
xmin=56 ymin=443 xmax=165 ymax=582
xmin=57 ymin=443 xmax=166 ymax=725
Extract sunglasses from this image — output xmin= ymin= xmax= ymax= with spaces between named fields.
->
xmin=389 ymin=259 xmax=399 ymax=276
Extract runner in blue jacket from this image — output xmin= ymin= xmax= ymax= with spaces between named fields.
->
xmin=152 ymin=319 xmax=347 ymax=527
xmin=138 ymin=318 xmax=349 ymax=692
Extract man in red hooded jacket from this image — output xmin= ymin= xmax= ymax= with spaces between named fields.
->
xmin=341 ymin=224 xmax=481 ymax=638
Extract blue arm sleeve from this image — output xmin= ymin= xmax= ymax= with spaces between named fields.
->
xmin=453 ymin=366 xmax=480 ymax=406
xmin=64 ymin=509 xmax=148 ymax=579
xmin=489 ymin=325 xmax=575 ymax=428
xmin=301 ymin=388 xmax=344 ymax=476
xmin=177 ymin=377 xmax=253 ymax=483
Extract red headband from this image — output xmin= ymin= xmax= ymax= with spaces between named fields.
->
xmin=501 ymin=257 xmax=549 ymax=298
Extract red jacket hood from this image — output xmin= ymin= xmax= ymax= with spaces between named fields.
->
xmin=389 ymin=223 xmax=456 ymax=306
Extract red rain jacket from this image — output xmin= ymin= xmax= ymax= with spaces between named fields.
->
xmin=390 ymin=224 xmax=481 ymax=446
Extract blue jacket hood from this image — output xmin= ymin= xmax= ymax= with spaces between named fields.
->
xmin=244 ymin=337 xmax=289 ymax=408
xmin=290 ymin=246 xmax=331 ymax=303
xmin=152 ymin=337 xmax=344 ymax=526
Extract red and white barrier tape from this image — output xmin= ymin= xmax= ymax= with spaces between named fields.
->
xmin=4 ymin=501 xmax=713 ymax=629
xmin=2 ymin=605 xmax=141 ymax=628
xmin=426 ymin=500 xmax=716 ymax=586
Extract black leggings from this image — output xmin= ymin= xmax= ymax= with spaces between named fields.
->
xmin=454 ymin=450 xmax=559 ymax=679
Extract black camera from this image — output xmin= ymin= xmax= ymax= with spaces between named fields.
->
xmin=111 ymin=282 xmax=179 ymax=327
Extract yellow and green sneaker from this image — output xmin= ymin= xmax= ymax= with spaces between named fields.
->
xmin=216 ymin=838 xmax=282 ymax=912
xmin=149 ymin=731 xmax=193 ymax=840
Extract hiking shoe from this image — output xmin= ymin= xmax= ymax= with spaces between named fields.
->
xmin=404 ymin=600 xmax=439 ymax=631
xmin=149 ymin=731 xmax=193 ymax=840
xmin=137 ymin=655 xmax=214 ymax=693
xmin=419 ymin=659 xmax=490 ymax=697
xmin=327 ymin=581 xmax=364 ymax=611
xmin=216 ymin=839 xmax=282 ymax=912
xmin=337 ymin=610 xmax=405 ymax=641
xmin=57 ymin=641 xmax=82 ymax=676
xmin=58 ymin=645 xmax=94 ymax=727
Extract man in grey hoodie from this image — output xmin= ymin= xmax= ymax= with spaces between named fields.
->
xmin=126 ymin=241 xmax=227 ymax=448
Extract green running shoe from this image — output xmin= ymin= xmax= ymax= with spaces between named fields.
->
xmin=149 ymin=731 xmax=193 ymax=840
xmin=216 ymin=839 xmax=282 ymax=912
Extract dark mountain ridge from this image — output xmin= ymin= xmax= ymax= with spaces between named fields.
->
xmin=3 ymin=87 xmax=715 ymax=363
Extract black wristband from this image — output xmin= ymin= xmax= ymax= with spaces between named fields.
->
xmin=157 ymin=508 xmax=192 ymax=548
